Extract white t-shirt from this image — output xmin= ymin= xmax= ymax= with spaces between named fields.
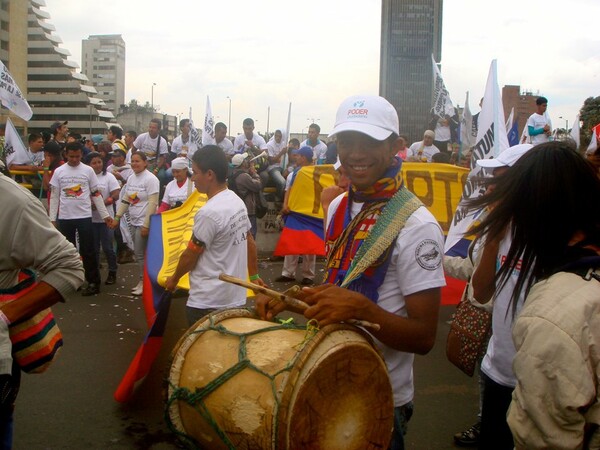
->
xmin=50 ymin=163 xmax=100 ymax=220
xmin=327 ymin=196 xmax=446 ymax=407
xmin=434 ymin=122 xmax=451 ymax=142
xmin=481 ymin=235 xmax=526 ymax=388
xmin=133 ymin=132 xmax=169 ymax=161
xmin=216 ymin=138 xmax=234 ymax=155
xmin=92 ymin=172 xmax=120 ymax=223
xmin=121 ymin=170 xmax=160 ymax=226
xmin=162 ymin=178 xmax=192 ymax=208
xmin=266 ymin=139 xmax=286 ymax=170
xmin=407 ymin=141 xmax=440 ymax=162
xmin=171 ymin=135 xmax=199 ymax=161
xmin=526 ymin=112 xmax=552 ymax=145
xmin=188 ymin=189 xmax=251 ymax=309
xmin=232 ymin=133 xmax=268 ymax=155
xmin=300 ymin=139 xmax=328 ymax=163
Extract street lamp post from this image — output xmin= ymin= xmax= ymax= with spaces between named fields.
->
xmin=227 ymin=96 xmax=232 ymax=137
xmin=559 ymin=116 xmax=568 ymax=136
xmin=151 ymin=82 xmax=157 ymax=112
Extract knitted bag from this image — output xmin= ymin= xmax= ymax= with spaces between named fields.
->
xmin=446 ymin=285 xmax=492 ymax=377
xmin=0 ymin=270 xmax=63 ymax=374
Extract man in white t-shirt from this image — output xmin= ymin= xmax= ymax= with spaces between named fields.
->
xmin=215 ymin=122 xmax=234 ymax=156
xmin=171 ymin=119 xmax=199 ymax=162
xmin=49 ymin=141 xmax=114 ymax=296
xmin=165 ymin=145 xmax=264 ymax=325
xmin=131 ymin=118 xmax=170 ymax=184
xmin=263 ymin=128 xmax=288 ymax=200
xmin=232 ymin=118 xmax=268 ymax=157
xmin=526 ymin=96 xmax=552 ymax=145
xmin=407 ymin=130 xmax=440 ymax=162
xmin=256 ymin=95 xmax=445 ymax=450
xmin=300 ymin=123 xmax=328 ymax=164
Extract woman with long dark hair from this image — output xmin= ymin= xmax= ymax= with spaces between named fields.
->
xmin=110 ymin=152 xmax=159 ymax=296
xmin=467 ymin=141 xmax=600 ymax=449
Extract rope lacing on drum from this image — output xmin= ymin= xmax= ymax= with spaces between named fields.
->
xmin=165 ymin=312 xmax=319 ymax=450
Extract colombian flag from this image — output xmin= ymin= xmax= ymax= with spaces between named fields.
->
xmin=114 ymin=191 xmax=206 ymax=402
xmin=274 ymin=165 xmax=337 ymax=256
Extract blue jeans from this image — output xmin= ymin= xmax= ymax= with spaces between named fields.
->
xmin=268 ymin=167 xmax=286 ymax=201
xmin=92 ymin=222 xmax=117 ymax=273
xmin=389 ymin=402 xmax=414 ymax=450
xmin=186 ymin=307 xmax=217 ymax=327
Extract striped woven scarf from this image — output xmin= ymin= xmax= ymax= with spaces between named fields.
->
xmin=325 ymin=157 xmax=404 ymax=302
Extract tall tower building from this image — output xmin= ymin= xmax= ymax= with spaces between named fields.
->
xmin=81 ymin=35 xmax=126 ymax=114
xmin=380 ymin=0 xmax=443 ymax=143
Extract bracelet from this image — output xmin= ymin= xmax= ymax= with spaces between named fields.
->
xmin=114 ymin=215 xmax=121 ymax=222
xmin=43 ymin=167 xmax=50 ymax=171
xmin=249 ymin=274 xmax=261 ymax=281
xmin=0 ymin=311 xmax=11 ymax=326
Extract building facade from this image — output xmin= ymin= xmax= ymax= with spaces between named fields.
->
xmin=81 ymin=34 xmax=125 ymax=115
xmin=380 ymin=0 xmax=443 ymax=143
xmin=0 ymin=1 xmax=117 ymax=137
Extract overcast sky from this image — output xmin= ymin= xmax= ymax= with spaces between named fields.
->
xmin=44 ymin=0 xmax=599 ymax=136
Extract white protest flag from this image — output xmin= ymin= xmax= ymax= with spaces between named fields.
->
xmin=202 ymin=96 xmax=215 ymax=146
xmin=505 ymin=107 xmax=514 ymax=132
xmin=431 ymin=54 xmax=455 ymax=118
xmin=0 ymin=61 xmax=32 ymax=121
xmin=570 ymin=114 xmax=580 ymax=148
xmin=445 ymin=59 xmax=509 ymax=255
xmin=4 ymin=117 xmax=29 ymax=167
xmin=281 ymin=102 xmax=292 ymax=170
xmin=460 ymin=92 xmax=474 ymax=150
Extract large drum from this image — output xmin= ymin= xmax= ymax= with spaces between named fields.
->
xmin=166 ymin=308 xmax=393 ymax=449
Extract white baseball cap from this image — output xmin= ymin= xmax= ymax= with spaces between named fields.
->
xmin=328 ymin=95 xmax=399 ymax=141
xmin=231 ymin=153 xmax=248 ymax=167
xmin=171 ymin=157 xmax=189 ymax=171
xmin=476 ymin=144 xmax=534 ymax=169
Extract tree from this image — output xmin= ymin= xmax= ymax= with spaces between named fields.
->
xmin=119 ymin=99 xmax=154 ymax=115
xmin=579 ymin=96 xmax=600 ymax=149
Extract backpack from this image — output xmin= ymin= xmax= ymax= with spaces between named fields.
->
xmin=228 ymin=170 xmax=268 ymax=219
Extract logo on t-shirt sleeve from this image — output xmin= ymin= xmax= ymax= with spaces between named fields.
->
xmin=415 ymin=239 xmax=442 ymax=270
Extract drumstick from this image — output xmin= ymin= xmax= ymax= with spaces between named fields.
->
xmin=218 ymin=273 xmax=381 ymax=331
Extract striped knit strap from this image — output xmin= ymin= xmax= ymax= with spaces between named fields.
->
xmin=341 ymin=187 xmax=423 ymax=288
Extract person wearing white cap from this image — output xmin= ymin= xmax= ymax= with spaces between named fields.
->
xmin=228 ymin=152 xmax=262 ymax=238
xmin=464 ymin=143 xmax=533 ymax=449
xmin=157 ymin=157 xmax=194 ymax=213
xmin=406 ymin=130 xmax=440 ymax=162
xmin=256 ymin=94 xmax=446 ymax=449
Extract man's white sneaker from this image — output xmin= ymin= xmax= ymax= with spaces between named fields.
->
xmin=131 ymin=281 xmax=143 ymax=296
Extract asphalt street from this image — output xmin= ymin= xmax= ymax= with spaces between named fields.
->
xmin=14 ymin=258 xmax=479 ymax=450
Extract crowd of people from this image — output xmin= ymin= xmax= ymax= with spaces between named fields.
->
xmin=2 ymin=92 xmax=600 ymax=450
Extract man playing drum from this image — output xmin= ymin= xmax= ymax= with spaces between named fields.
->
xmin=165 ymin=146 xmax=264 ymax=325
xmin=257 ymin=95 xmax=446 ymax=450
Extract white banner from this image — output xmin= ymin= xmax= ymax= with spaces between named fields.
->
xmin=202 ymin=96 xmax=215 ymax=146
xmin=0 ymin=61 xmax=32 ymax=121
xmin=431 ymin=55 xmax=455 ymax=118
xmin=4 ymin=117 xmax=29 ymax=167
xmin=570 ymin=114 xmax=580 ymax=148
xmin=460 ymin=91 xmax=474 ymax=150
xmin=445 ymin=60 xmax=508 ymax=254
